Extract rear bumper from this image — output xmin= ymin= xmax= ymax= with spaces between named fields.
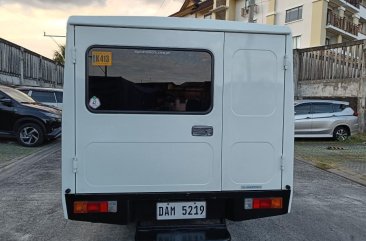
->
xmin=65 ymin=190 xmax=291 ymax=225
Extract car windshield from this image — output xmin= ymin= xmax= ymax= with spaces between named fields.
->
xmin=1 ymin=87 xmax=36 ymax=103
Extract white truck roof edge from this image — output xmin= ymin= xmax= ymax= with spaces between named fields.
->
xmin=67 ymin=16 xmax=292 ymax=35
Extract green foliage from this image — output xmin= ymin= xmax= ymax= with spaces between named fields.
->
xmin=53 ymin=45 xmax=65 ymax=65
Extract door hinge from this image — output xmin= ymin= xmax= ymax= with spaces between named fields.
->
xmin=71 ymin=47 xmax=76 ymax=64
xmin=72 ymin=157 xmax=78 ymax=173
xmin=280 ymin=155 xmax=285 ymax=171
xmin=283 ymin=55 xmax=289 ymax=70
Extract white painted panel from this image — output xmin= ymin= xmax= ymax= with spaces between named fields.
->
xmin=222 ymin=33 xmax=286 ymax=191
xmin=83 ymin=142 xmax=214 ymax=188
xmin=231 ymin=50 xmax=278 ymax=116
xmin=229 ymin=142 xmax=276 ymax=184
xmin=74 ymin=26 xmax=224 ymax=193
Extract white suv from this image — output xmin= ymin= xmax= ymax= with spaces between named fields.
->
xmin=295 ymin=100 xmax=359 ymax=141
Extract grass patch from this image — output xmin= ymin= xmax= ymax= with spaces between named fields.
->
xmin=0 ymin=139 xmax=42 ymax=167
xmin=295 ymin=132 xmax=366 ymax=174
xmin=345 ymin=133 xmax=366 ymax=144
xmin=314 ymin=161 xmax=334 ymax=170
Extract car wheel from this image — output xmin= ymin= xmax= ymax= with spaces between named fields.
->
xmin=333 ymin=126 xmax=349 ymax=141
xmin=16 ymin=123 xmax=44 ymax=147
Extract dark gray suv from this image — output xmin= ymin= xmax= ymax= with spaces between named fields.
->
xmin=0 ymin=85 xmax=61 ymax=146
xmin=294 ymin=100 xmax=359 ymax=141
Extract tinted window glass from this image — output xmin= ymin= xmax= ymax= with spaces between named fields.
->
xmin=86 ymin=47 xmax=212 ymax=113
xmin=55 ymin=92 xmax=63 ymax=102
xmin=286 ymin=6 xmax=303 ymax=23
xmin=31 ymin=91 xmax=56 ymax=103
xmin=312 ymin=103 xmax=333 ymax=114
xmin=333 ymin=104 xmax=347 ymax=112
xmin=295 ymin=103 xmax=311 ymax=115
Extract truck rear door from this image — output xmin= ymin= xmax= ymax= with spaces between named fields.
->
xmin=73 ymin=26 xmax=224 ymax=194
xmin=222 ymin=33 xmax=287 ymax=190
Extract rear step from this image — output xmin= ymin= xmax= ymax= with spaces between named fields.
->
xmin=135 ymin=219 xmax=231 ymax=241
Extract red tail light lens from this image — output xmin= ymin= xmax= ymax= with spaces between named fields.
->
xmin=353 ymin=112 xmax=358 ymax=117
xmin=74 ymin=201 xmax=117 ymax=213
xmin=245 ymin=198 xmax=283 ymax=209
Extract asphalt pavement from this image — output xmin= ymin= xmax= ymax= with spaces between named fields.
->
xmin=0 ymin=144 xmax=365 ymax=241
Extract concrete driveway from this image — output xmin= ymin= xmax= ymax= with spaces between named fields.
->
xmin=0 ymin=143 xmax=365 ymax=241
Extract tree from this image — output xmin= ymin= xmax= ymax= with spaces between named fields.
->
xmin=53 ymin=45 xmax=65 ymax=65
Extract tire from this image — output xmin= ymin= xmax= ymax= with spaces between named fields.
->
xmin=333 ymin=126 xmax=349 ymax=141
xmin=16 ymin=123 xmax=44 ymax=147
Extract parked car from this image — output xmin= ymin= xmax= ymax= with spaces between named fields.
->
xmin=17 ymin=87 xmax=63 ymax=109
xmin=0 ymin=85 xmax=61 ymax=147
xmin=294 ymin=99 xmax=358 ymax=141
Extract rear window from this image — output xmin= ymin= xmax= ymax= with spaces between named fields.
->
xmin=86 ymin=47 xmax=213 ymax=113
xmin=333 ymin=104 xmax=348 ymax=112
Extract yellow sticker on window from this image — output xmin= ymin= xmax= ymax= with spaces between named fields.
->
xmin=92 ymin=51 xmax=112 ymax=66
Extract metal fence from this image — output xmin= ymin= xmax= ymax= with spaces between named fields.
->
xmin=0 ymin=38 xmax=63 ymax=86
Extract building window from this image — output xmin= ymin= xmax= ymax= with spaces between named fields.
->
xmin=86 ymin=47 xmax=213 ymax=113
xmin=293 ymin=36 xmax=301 ymax=49
xmin=285 ymin=6 xmax=303 ymax=23
xmin=325 ymin=38 xmax=330 ymax=45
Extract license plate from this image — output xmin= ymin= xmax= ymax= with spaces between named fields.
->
xmin=156 ymin=201 xmax=206 ymax=220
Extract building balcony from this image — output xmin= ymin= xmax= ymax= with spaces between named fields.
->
xmin=327 ymin=11 xmax=359 ymax=36
xmin=345 ymin=0 xmax=360 ymax=8
xmin=331 ymin=0 xmax=360 ymax=13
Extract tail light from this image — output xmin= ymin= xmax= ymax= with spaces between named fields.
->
xmin=74 ymin=201 xmax=117 ymax=213
xmin=353 ymin=112 xmax=358 ymax=117
xmin=244 ymin=197 xmax=283 ymax=210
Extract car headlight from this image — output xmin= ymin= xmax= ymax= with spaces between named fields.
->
xmin=43 ymin=112 xmax=61 ymax=119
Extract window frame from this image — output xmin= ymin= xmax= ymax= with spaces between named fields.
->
xmin=285 ymin=5 xmax=303 ymax=23
xmin=292 ymin=35 xmax=301 ymax=49
xmin=85 ymin=45 xmax=215 ymax=115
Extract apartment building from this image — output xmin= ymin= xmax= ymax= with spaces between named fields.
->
xmin=171 ymin=0 xmax=366 ymax=48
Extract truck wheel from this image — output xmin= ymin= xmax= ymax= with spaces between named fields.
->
xmin=333 ymin=126 xmax=349 ymax=141
xmin=16 ymin=123 xmax=44 ymax=147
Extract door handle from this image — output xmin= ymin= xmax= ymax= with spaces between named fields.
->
xmin=192 ymin=126 xmax=213 ymax=136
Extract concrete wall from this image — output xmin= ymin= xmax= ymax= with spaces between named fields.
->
xmin=298 ymin=79 xmax=362 ymax=97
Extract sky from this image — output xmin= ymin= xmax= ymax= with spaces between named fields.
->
xmin=0 ymin=0 xmax=184 ymax=59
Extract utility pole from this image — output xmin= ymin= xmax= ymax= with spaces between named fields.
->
xmin=248 ymin=0 xmax=255 ymax=23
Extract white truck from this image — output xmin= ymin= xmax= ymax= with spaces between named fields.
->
xmin=62 ymin=16 xmax=294 ymax=229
